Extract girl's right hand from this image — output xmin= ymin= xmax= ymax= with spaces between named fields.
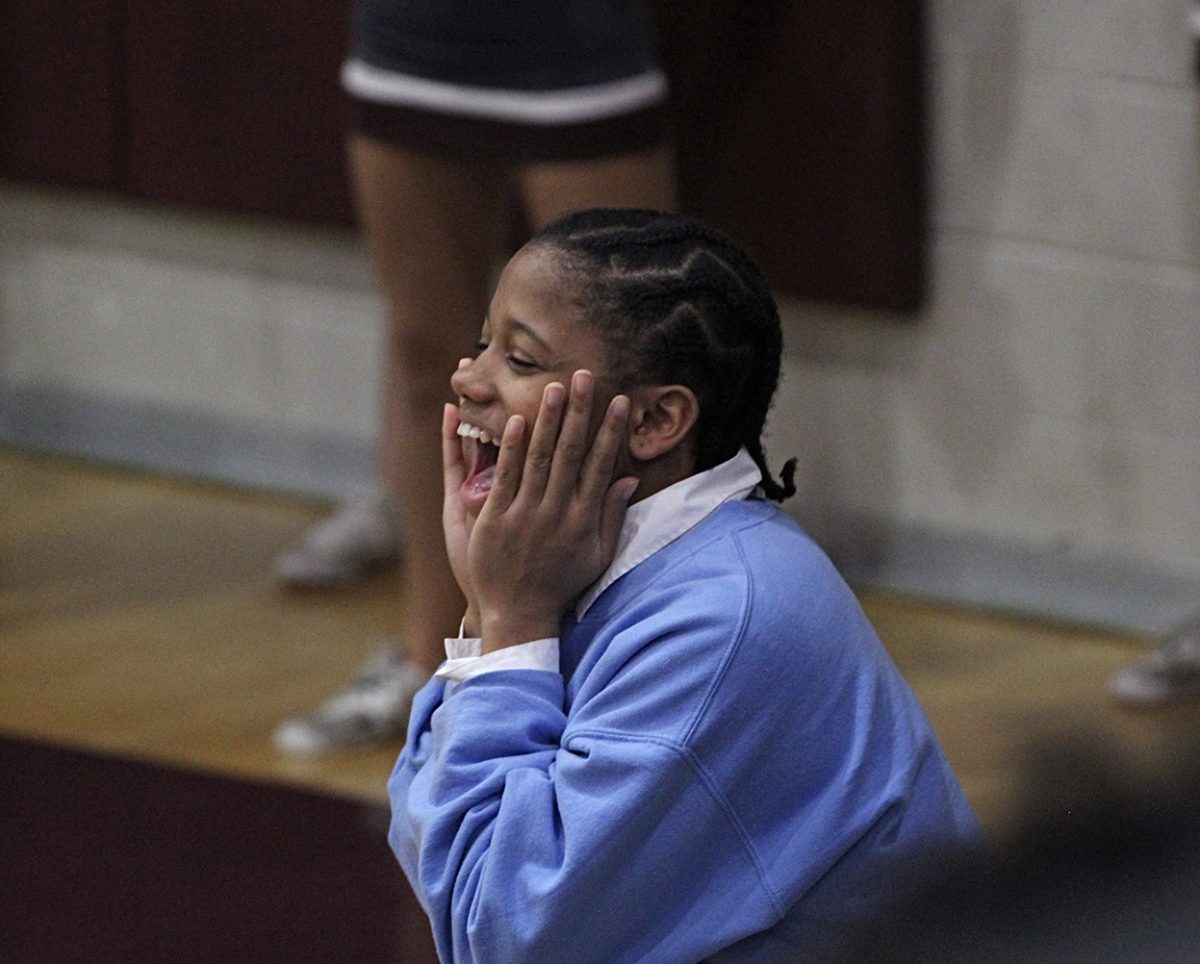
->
xmin=441 ymin=398 xmax=479 ymax=628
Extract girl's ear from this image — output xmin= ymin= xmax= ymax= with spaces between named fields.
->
xmin=627 ymin=385 xmax=700 ymax=462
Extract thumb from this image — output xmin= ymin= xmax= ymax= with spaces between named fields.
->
xmin=442 ymin=403 xmax=467 ymax=497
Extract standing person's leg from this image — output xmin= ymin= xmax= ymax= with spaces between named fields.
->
xmin=359 ymin=138 xmax=509 ymax=667
xmin=517 ymin=145 xmax=677 ymax=232
xmin=275 ymin=137 xmax=507 ymax=754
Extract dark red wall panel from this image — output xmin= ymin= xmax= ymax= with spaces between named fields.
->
xmin=122 ymin=0 xmax=355 ymax=224
xmin=0 ymin=0 xmax=123 ymax=188
xmin=657 ymin=0 xmax=926 ymax=311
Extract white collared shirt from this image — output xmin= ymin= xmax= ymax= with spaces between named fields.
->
xmin=435 ymin=448 xmax=763 ymax=682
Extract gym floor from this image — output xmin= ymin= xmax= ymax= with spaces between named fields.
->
xmin=5 ymin=446 xmax=1199 ymax=958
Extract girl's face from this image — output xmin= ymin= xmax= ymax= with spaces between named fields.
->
xmin=449 ymin=244 xmax=623 ymax=515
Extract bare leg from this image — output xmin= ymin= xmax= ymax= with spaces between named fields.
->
xmin=516 ymin=144 xmax=677 ymax=231
xmin=350 ymin=136 xmax=508 ymax=672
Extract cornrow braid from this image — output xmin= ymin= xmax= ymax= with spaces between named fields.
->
xmin=531 ymin=208 xmax=797 ymax=502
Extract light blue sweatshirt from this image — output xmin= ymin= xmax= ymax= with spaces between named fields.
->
xmin=389 ymin=498 xmax=979 ymax=963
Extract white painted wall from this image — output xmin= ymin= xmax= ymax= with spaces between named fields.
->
xmin=779 ymin=0 xmax=1200 ymax=583
xmin=0 ymin=193 xmax=383 ymax=442
xmin=2 ymin=0 xmax=1198 ymax=611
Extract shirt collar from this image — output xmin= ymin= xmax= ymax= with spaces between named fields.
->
xmin=575 ymin=448 xmax=763 ymax=618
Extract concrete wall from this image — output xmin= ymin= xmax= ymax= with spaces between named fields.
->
xmin=775 ymin=0 xmax=1200 ymax=628
xmin=3 ymin=0 xmax=1198 ymax=631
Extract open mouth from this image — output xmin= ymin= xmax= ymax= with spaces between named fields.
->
xmin=457 ymin=419 xmax=500 ymax=502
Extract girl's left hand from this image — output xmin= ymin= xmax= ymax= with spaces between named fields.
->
xmin=468 ymin=370 xmax=638 ymax=653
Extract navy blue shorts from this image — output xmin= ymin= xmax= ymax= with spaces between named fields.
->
xmin=343 ymin=0 xmax=670 ymax=160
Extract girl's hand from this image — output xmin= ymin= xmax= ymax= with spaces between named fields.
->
xmin=468 ymin=370 xmax=638 ymax=653
xmin=441 ymin=393 xmax=480 ymax=629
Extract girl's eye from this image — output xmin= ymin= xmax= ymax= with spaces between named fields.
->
xmin=474 ymin=340 xmax=489 ymax=357
xmin=506 ymin=353 xmax=537 ymax=371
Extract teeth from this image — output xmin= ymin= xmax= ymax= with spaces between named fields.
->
xmin=456 ymin=421 xmax=496 ymax=445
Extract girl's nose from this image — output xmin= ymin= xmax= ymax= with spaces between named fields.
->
xmin=450 ymin=355 xmax=485 ymax=401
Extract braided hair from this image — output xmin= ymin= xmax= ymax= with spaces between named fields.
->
xmin=530 ymin=208 xmax=797 ymax=502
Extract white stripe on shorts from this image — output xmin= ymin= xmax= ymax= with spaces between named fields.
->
xmin=341 ymin=58 xmax=668 ymax=126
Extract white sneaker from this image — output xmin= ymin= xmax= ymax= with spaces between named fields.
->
xmin=1110 ymin=615 xmax=1200 ymax=706
xmin=273 ymin=643 xmax=430 ymax=756
xmin=275 ymin=486 xmax=402 ymax=588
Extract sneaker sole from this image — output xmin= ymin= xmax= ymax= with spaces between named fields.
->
xmin=275 ymin=555 xmax=401 ymax=590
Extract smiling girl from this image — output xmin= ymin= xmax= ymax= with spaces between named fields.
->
xmin=388 ymin=209 xmax=979 ymax=963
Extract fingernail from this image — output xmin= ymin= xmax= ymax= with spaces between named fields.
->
xmin=622 ymin=478 xmax=640 ymax=501
xmin=611 ymin=395 xmax=630 ymax=418
xmin=504 ymin=414 xmax=524 ymax=439
xmin=573 ymin=370 xmax=594 ymax=393
xmin=457 ymin=357 xmax=471 ymax=369
xmin=545 ymin=383 xmax=565 ymax=407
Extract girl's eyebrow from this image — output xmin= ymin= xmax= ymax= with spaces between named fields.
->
xmin=508 ymin=318 xmax=551 ymax=352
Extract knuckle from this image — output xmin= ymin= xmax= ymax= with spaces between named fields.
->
xmin=494 ymin=462 xmax=520 ymax=486
xmin=558 ymin=438 xmax=586 ymax=463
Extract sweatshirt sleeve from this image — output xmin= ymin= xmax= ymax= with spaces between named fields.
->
xmin=387 ymin=666 xmax=780 ymax=964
